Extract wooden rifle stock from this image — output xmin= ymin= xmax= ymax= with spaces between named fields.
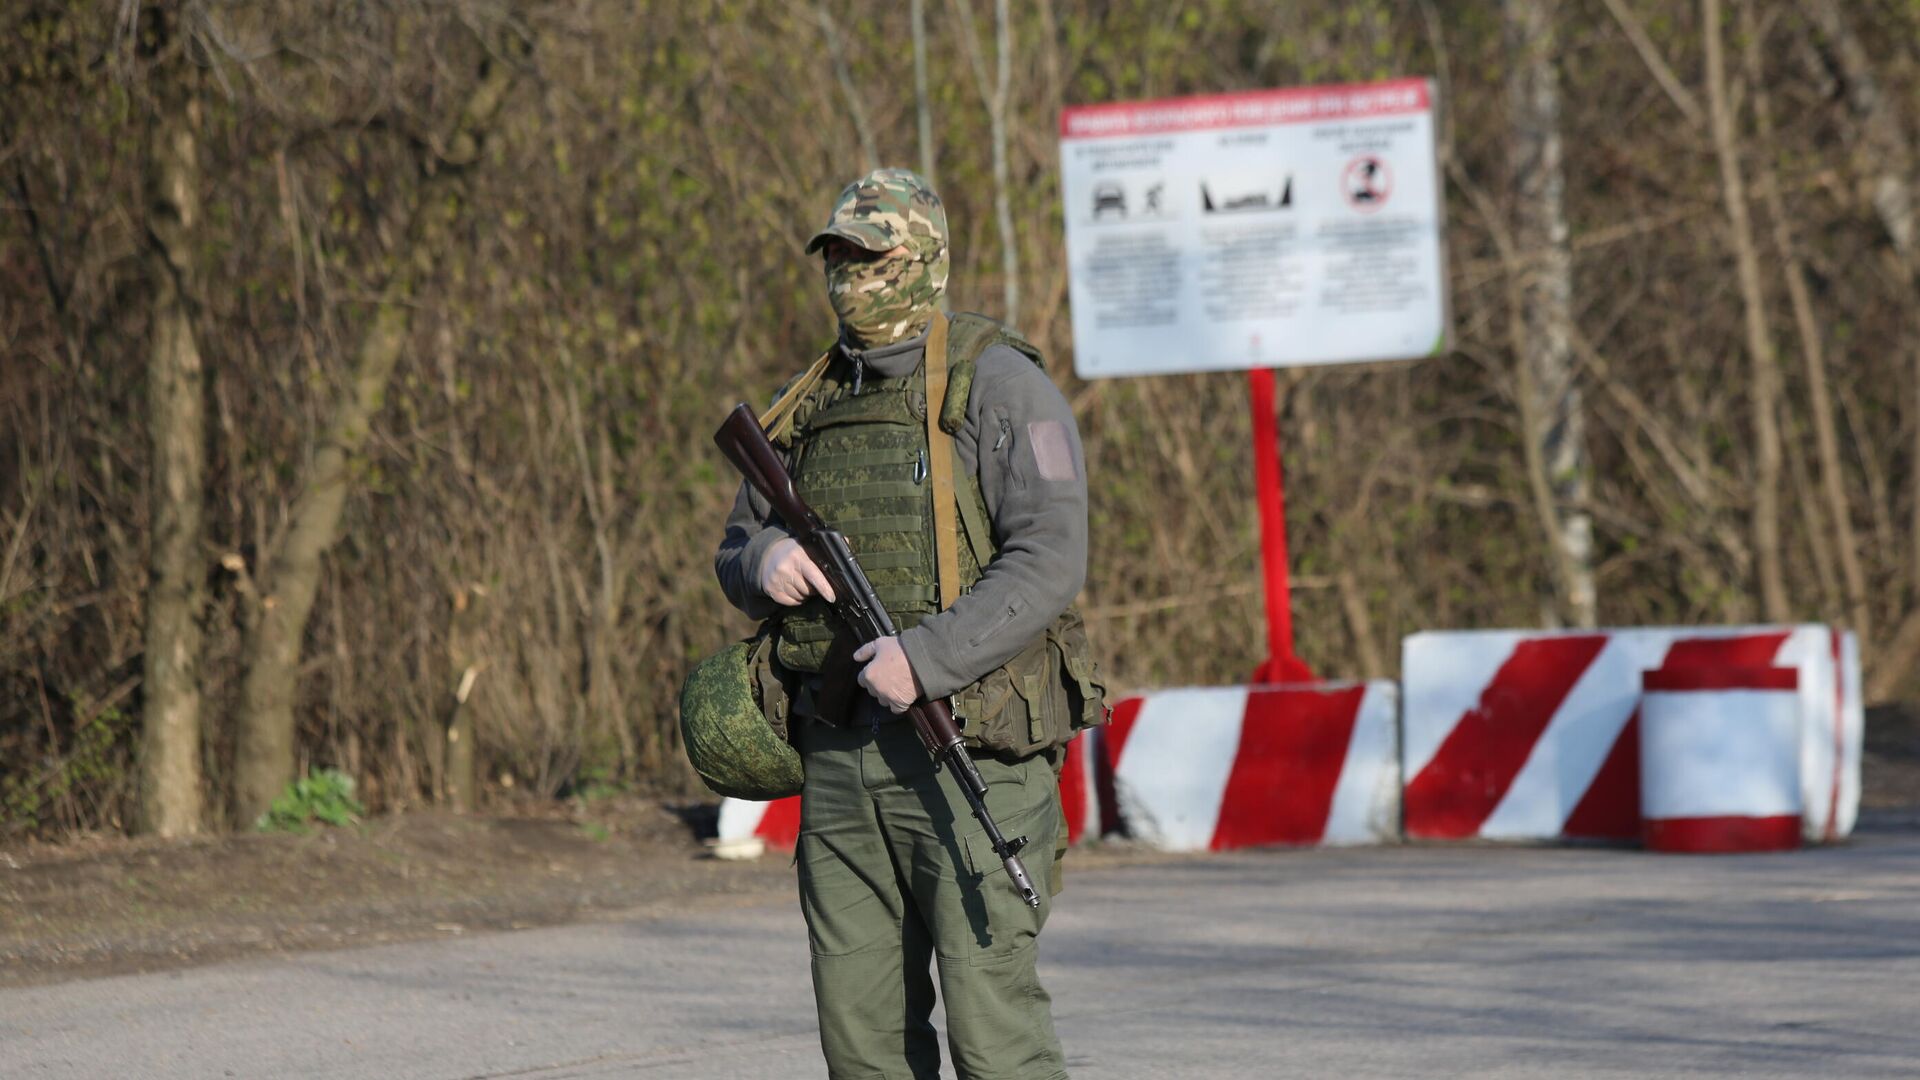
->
xmin=714 ymin=402 xmax=1042 ymax=909
xmin=715 ymin=405 xmax=818 ymax=534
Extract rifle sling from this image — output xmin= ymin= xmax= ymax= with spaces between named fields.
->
xmin=761 ymin=349 xmax=833 ymax=443
xmin=924 ymin=312 xmax=964 ymax=612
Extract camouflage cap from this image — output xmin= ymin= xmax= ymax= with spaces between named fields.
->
xmin=805 ymin=168 xmax=948 ymax=256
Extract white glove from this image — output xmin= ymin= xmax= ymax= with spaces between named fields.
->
xmin=853 ymin=636 xmax=920 ymax=714
xmin=758 ymin=537 xmax=837 ymax=607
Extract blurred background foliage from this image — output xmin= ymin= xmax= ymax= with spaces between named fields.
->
xmin=3 ymin=0 xmax=1917 ymax=838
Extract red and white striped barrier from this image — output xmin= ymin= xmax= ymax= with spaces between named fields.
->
xmin=1057 ymin=730 xmax=1102 ymax=844
xmin=1402 ymin=625 xmax=1862 ymax=844
xmin=716 ymin=791 xmax=800 ymax=856
xmin=1100 ymin=681 xmax=1400 ymax=852
xmin=715 ymin=733 xmax=1104 ymax=857
xmin=1640 ymin=666 xmax=1803 ymax=854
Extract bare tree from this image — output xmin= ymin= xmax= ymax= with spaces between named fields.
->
xmin=991 ymin=0 xmax=1015 ymax=324
xmin=1598 ymin=0 xmax=1705 ymax=128
xmin=137 ymin=1 xmax=207 ymax=837
xmin=951 ymin=0 xmax=1019 ymax=324
xmin=1798 ymin=0 xmax=1920 ymax=644
xmin=1504 ymin=0 xmax=1594 ymax=627
xmin=443 ymin=585 xmax=484 ymax=812
xmin=912 ymin=0 xmax=936 ymax=185
xmin=817 ymin=4 xmax=879 ymax=172
xmin=1797 ymin=1 xmax=1916 ymax=260
xmin=231 ymin=31 xmax=528 ymax=824
xmin=1703 ymin=0 xmax=1789 ymax=622
xmin=16 ymin=0 xmax=1920 ymax=842
xmin=1745 ymin=6 xmax=1870 ymax=648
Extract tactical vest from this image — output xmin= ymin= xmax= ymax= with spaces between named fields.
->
xmin=769 ymin=314 xmax=1107 ymax=755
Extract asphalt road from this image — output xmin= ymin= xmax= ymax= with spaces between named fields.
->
xmin=6 ymin=829 xmax=1919 ymax=1079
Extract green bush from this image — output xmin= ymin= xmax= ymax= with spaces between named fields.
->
xmin=256 ymin=769 xmax=366 ymax=833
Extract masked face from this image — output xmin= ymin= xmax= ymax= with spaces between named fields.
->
xmin=825 ymin=236 xmax=948 ymax=350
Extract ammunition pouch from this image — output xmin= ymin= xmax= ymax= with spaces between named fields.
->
xmin=951 ymin=608 xmax=1108 ymax=758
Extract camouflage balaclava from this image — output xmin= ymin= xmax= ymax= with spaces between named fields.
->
xmin=805 ymin=168 xmax=949 ymax=350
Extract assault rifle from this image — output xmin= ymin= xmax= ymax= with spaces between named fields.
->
xmin=715 ymin=402 xmax=1042 ymax=909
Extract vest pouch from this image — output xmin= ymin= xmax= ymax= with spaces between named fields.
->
xmin=952 ymin=632 xmax=1055 ymax=757
xmin=1048 ymin=608 xmax=1110 ymax=733
xmin=749 ymin=625 xmax=797 ymax=743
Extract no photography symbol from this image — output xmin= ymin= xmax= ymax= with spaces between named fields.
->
xmin=1342 ymin=155 xmax=1392 ymax=212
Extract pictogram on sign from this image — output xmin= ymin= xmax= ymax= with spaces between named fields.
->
xmin=1059 ymin=78 xmax=1447 ymax=377
xmin=1343 ymin=155 xmax=1392 ymax=212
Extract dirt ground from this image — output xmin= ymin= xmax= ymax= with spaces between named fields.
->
xmin=4 ymin=704 xmax=1916 ymax=990
xmin=0 ymin=797 xmax=811 ymax=988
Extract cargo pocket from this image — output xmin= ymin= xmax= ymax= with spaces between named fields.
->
xmin=958 ymin=779 xmax=1057 ymax=955
xmin=960 ymin=788 xmax=1056 ymax=882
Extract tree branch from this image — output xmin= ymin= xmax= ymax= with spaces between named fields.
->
xmin=815 ymin=5 xmax=878 ymax=171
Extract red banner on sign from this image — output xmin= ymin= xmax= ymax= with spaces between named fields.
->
xmin=1061 ymin=78 xmax=1431 ymax=138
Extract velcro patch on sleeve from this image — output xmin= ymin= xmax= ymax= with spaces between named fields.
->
xmin=1027 ymin=420 xmax=1078 ymax=482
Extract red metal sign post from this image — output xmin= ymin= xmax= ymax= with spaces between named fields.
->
xmin=1247 ymin=367 xmax=1316 ymax=686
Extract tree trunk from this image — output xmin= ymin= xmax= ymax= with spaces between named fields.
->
xmin=137 ymin=15 xmax=206 ymax=839
xmin=445 ymin=585 xmax=484 ymax=814
xmin=911 ymin=0 xmax=936 ymax=186
xmin=1868 ymin=608 xmax=1920 ymax=703
xmin=1798 ymin=0 xmax=1919 ymax=614
xmin=817 ymin=5 xmax=879 ymax=172
xmin=1505 ymin=0 xmax=1595 ymax=627
xmin=560 ymin=361 xmax=637 ymax=774
xmin=1702 ymin=0 xmax=1789 ymax=622
xmin=1747 ymin=7 xmax=1870 ymax=648
xmin=991 ymin=0 xmax=1018 ymax=326
xmin=951 ymin=0 xmax=1020 ymax=324
xmin=231 ymin=43 xmax=524 ymax=825
xmin=1338 ymin=571 xmax=1386 ymax=679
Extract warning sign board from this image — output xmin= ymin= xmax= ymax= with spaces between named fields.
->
xmin=1059 ymin=79 xmax=1449 ymax=379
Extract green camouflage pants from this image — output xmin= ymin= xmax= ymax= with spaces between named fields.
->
xmin=795 ymin=719 xmax=1068 ymax=1080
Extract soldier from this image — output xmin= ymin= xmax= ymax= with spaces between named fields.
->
xmin=714 ymin=168 xmax=1100 ymax=1080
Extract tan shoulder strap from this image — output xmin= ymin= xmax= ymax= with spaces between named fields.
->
xmin=761 ymin=349 xmax=833 ymax=442
xmin=923 ymin=312 xmax=963 ymax=611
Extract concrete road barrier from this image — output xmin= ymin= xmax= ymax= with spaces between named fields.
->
xmin=1402 ymin=624 xmax=1862 ymax=843
xmin=1099 ymin=681 xmax=1400 ymax=851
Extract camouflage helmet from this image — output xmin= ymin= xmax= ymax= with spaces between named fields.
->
xmin=805 ymin=168 xmax=948 ymax=258
xmin=679 ymin=640 xmax=803 ymax=802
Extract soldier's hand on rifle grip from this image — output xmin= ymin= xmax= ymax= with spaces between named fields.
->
xmin=852 ymin=636 xmax=919 ymax=714
xmin=759 ymin=537 xmax=838 ymax=606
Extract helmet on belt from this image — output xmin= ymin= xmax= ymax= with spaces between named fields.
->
xmin=679 ymin=639 xmax=804 ymax=801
